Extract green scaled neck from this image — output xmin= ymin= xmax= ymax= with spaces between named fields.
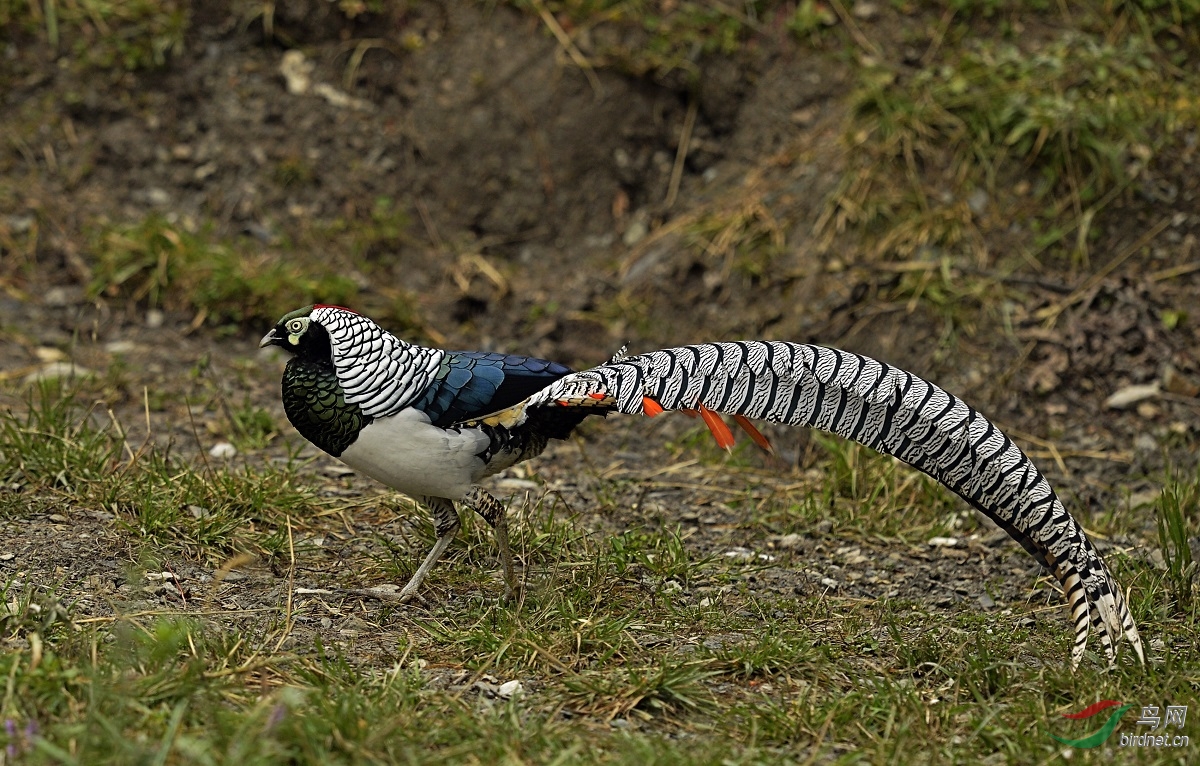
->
xmin=281 ymin=357 xmax=371 ymax=457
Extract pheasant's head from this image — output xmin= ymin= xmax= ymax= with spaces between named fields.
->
xmin=261 ymin=305 xmax=332 ymax=365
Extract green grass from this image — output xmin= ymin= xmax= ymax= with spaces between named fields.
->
xmin=0 ymin=0 xmax=187 ymax=71
xmin=1155 ymin=478 xmax=1197 ymax=613
xmin=511 ymin=1 xmax=796 ymax=80
xmin=682 ymin=203 xmax=787 ymax=287
xmin=0 ymin=383 xmax=121 ymax=491
xmin=225 ymin=398 xmax=281 ymax=451
xmin=87 ymin=215 xmax=360 ymax=329
xmin=83 ymin=208 xmax=426 ymax=334
xmin=859 ymin=34 xmax=1166 ymax=198
xmin=0 ymin=382 xmax=318 ymax=561
xmin=3 ymin=575 xmax=1195 ymax=763
xmin=1 ymin=378 xmax=1198 ymax=762
xmin=665 ymin=424 xmax=963 ymax=541
xmin=829 ymin=16 xmax=1200 ymax=266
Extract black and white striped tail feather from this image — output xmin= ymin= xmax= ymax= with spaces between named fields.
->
xmin=530 ymin=340 xmax=1143 ymax=666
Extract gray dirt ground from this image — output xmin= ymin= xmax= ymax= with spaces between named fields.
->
xmin=2 ymin=0 xmax=1199 ymax=724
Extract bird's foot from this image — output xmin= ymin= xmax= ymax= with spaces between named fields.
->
xmin=463 ymin=488 xmax=520 ymax=606
xmin=501 ymin=581 xmax=519 ymax=604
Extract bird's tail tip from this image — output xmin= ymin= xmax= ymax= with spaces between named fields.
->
xmin=1071 ymin=585 xmax=1144 ymax=669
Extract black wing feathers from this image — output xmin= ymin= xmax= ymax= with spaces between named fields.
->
xmin=415 ymin=351 xmax=575 ymax=427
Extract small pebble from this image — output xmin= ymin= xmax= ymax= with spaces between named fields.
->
xmin=280 ymin=50 xmax=314 ymax=94
xmin=194 ymin=162 xmax=218 ymax=181
xmin=852 ymin=1 xmax=879 ymax=19
xmin=1128 ymin=489 xmax=1161 ymax=508
xmin=209 ymin=442 xmax=237 ymax=459
xmin=790 ymin=106 xmax=818 ymax=126
xmin=1162 ymin=365 xmax=1200 ymax=397
xmin=967 ymin=188 xmax=989 ymax=215
xmin=144 ymin=187 xmax=171 ymax=206
xmin=497 ymin=680 xmax=524 ymax=700
xmin=188 ymin=504 xmax=210 ymax=518
xmin=774 ymin=533 xmax=804 ymax=549
xmin=43 ymin=286 xmax=77 ymax=307
xmin=1134 ymin=433 xmax=1158 ymax=453
xmin=622 ymin=217 xmax=648 ymax=247
xmin=1150 ymin=548 xmax=1167 ymax=571
xmin=1104 ymin=382 xmax=1159 ymax=409
xmin=23 ymin=362 xmax=92 ymax=385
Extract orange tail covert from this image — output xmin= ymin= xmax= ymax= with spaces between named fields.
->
xmin=698 ymin=405 xmax=736 ymax=450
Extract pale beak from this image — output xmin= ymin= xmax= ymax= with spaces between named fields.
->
xmin=259 ymin=329 xmax=279 ymax=348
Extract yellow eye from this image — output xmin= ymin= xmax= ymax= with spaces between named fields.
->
xmin=287 ymin=319 xmax=306 ymax=334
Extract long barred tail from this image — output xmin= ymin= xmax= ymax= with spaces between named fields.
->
xmin=525 ymin=341 xmax=1143 ymax=666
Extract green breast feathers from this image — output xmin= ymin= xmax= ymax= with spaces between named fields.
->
xmin=281 ymin=357 xmax=371 ymax=457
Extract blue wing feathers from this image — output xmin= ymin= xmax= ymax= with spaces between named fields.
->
xmin=413 ymin=351 xmax=573 ymax=426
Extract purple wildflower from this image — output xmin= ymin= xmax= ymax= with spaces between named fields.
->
xmin=5 ymin=718 xmax=16 ymax=759
xmin=265 ymin=703 xmax=287 ymax=732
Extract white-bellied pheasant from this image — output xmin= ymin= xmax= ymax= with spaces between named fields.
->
xmin=260 ymin=304 xmax=1143 ymax=666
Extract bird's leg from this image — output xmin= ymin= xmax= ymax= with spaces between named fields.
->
xmin=393 ymin=496 xmax=460 ymax=600
xmin=350 ymin=496 xmax=460 ymax=603
xmin=463 ymin=487 xmax=517 ymax=602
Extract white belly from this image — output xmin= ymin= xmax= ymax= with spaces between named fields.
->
xmin=338 ymin=408 xmax=490 ymax=500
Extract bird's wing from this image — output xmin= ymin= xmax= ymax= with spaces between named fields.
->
xmin=411 ymin=351 xmax=575 ymax=428
xmin=520 ymin=341 xmax=1143 ymax=667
